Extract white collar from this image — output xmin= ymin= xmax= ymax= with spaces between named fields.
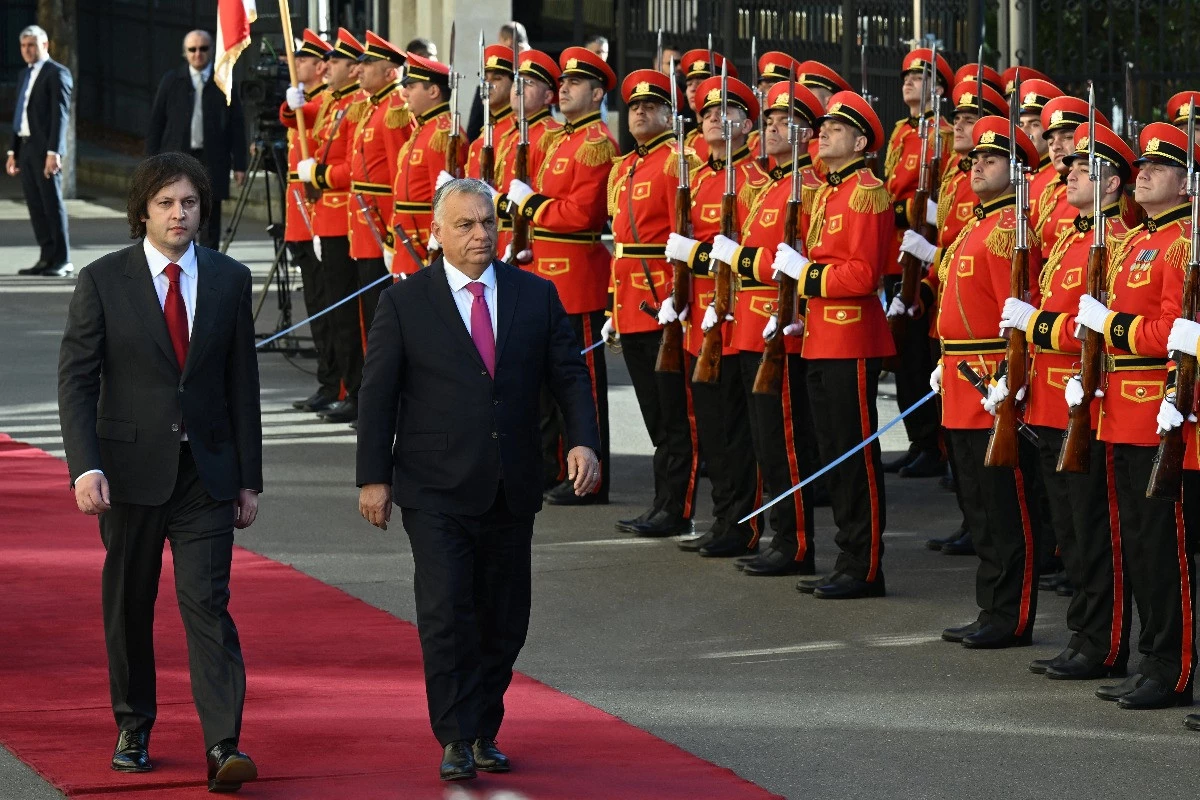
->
xmin=143 ymin=238 xmax=198 ymax=279
xmin=444 ymin=260 xmax=496 ymax=293
xmin=189 ymin=63 xmax=213 ymax=82
xmin=29 ymin=53 xmax=49 ymax=69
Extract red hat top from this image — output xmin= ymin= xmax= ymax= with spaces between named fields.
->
xmin=360 ymin=30 xmax=406 ymax=66
xmin=1135 ymin=121 xmax=1200 ymax=168
xmin=901 ymin=48 xmax=953 ymax=88
xmin=559 ymin=46 xmax=617 ymax=93
xmin=1166 ymin=91 xmax=1200 ymax=126
xmin=331 ymin=28 xmax=364 ymax=61
xmin=680 ymin=49 xmax=739 ymax=81
xmin=518 ymin=50 xmax=562 ymax=89
xmin=693 ymin=75 xmax=759 ymax=120
xmin=953 ymin=63 xmax=1003 ymax=93
xmin=796 ymin=60 xmax=852 ymax=95
xmin=297 ymin=29 xmax=332 ymax=59
xmin=403 ymin=51 xmax=451 ymax=84
xmin=970 ymin=114 xmax=1040 ymax=167
xmin=951 ymin=79 xmax=1008 ymax=118
xmin=1040 ymin=95 xmax=1110 ymax=138
xmin=482 ymin=44 xmax=515 ymax=77
xmin=621 ymin=69 xmax=680 ymax=108
xmin=763 ymin=81 xmax=825 ymax=127
xmin=1015 ymin=78 xmax=1063 ymax=115
xmin=1061 ymin=122 xmax=1138 ymax=181
xmin=818 ymin=91 xmax=885 ymax=152
xmin=1001 ymin=66 xmax=1053 ymax=97
xmin=758 ymin=52 xmax=800 ymax=84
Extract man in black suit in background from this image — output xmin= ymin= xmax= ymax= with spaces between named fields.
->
xmin=58 ymin=153 xmax=261 ymax=793
xmin=356 ymin=178 xmax=601 ymax=782
xmin=147 ymin=30 xmax=247 ymax=249
xmin=7 ymin=24 xmax=73 ymax=277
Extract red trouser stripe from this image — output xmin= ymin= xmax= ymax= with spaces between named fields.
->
xmin=681 ymin=372 xmax=699 ymax=519
xmin=1012 ymin=466 xmax=1036 ymax=637
xmin=1174 ymin=500 xmax=1194 ymax=693
xmin=856 ymin=360 xmax=883 ymax=582
xmin=1104 ymin=443 xmax=1125 ymax=667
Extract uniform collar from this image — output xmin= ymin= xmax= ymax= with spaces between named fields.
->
xmin=709 ymin=145 xmax=752 ymax=172
xmin=826 ymin=158 xmax=866 ymax=186
xmin=1073 ymin=202 xmax=1122 ymax=233
xmin=370 ymin=80 xmax=400 ymax=105
xmin=490 ymin=105 xmax=513 ymax=124
xmin=305 ymin=84 xmax=326 ymax=101
xmin=562 ymin=111 xmax=602 ymax=134
xmin=769 ymin=153 xmax=812 ymax=181
xmin=973 ymin=194 xmax=1015 ymax=219
xmin=1145 ymin=202 xmax=1191 ymax=232
xmin=527 ymin=107 xmax=552 ymax=126
xmin=332 ymin=81 xmax=360 ymax=100
xmin=906 ymin=109 xmax=936 ymax=127
xmin=1037 ymin=152 xmax=1052 ymax=171
xmin=957 ymin=155 xmax=972 ymax=173
xmin=634 ymin=131 xmax=674 ymax=157
xmin=418 ymin=101 xmax=450 ymax=125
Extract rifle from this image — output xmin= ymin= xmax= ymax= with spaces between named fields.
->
xmin=958 ymin=361 xmax=1039 ymax=443
xmin=1146 ymin=100 xmax=1200 ymax=499
xmin=693 ymin=59 xmax=736 ymax=384
xmin=859 ymin=18 xmax=878 ymax=170
xmin=655 ymin=56 xmax=692 ymax=375
xmin=984 ymin=70 xmax=1031 ymax=468
xmin=654 ymin=27 xmax=663 ymax=72
xmin=1058 ymin=82 xmax=1105 ymax=474
xmin=510 ymin=28 xmax=532 ymax=265
xmin=1124 ymin=62 xmax=1139 ymax=151
xmin=445 ymin=24 xmax=463 ymax=179
xmin=754 ymin=74 xmax=802 ymax=395
xmin=752 ymin=36 xmax=769 ymax=171
xmin=477 ymin=30 xmax=495 ymax=185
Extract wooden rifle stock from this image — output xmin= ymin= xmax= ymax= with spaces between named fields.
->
xmin=753 ymin=196 xmax=800 ymax=394
xmin=692 ymin=193 xmax=736 ymax=383
xmin=480 ymin=143 xmax=495 ymax=186
xmin=1146 ymin=262 xmax=1199 ymax=498
xmin=1057 ymin=243 xmax=1107 ymax=473
xmin=510 ymin=141 xmax=532 ymax=263
xmin=985 ymin=247 xmax=1029 ymax=468
xmin=655 ymin=182 xmax=693 ymax=373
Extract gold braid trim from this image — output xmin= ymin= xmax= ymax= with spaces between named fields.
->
xmin=738 ymin=179 xmax=764 ymax=210
xmin=938 ymin=220 xmax=974 ymax=286
xmin=1165 ymin=235 xmax=1192 ymax=271
xmin=1106 ymin=227 xmax=1139 ymax=290
xmin=428 ymin=127 xmax=449 ymax=154
xmin=1037 ymin=179 xmax=1062 ymax=220
xmin=663 ymin=150 xmax=701 ymax=178
xmin=385 ymin=104 xmax=411 ymax=129
xmin=805 ymin=184 xmax=832 ymax=253
xmin=849 ymin=179 xmax=891 ymax=215
xmin=345 ymin=99 xmax=368 ymax=125
xmin=575 ymin=132 xmax=618 ymax=168
xmin=984 ymin=220 xmax=1016 ymax=260
xmin=883 ymin=120 xmax=907 ymax=177
xmin=801 ymin=181 xmax=819 ymax=216
xmin=936 ymin=171 xmax=957 ymax=230
xmin=607 ymin=160 xmax=625 ymax=217
xmin=1038 ymin=226 xmax=1077 ymax=296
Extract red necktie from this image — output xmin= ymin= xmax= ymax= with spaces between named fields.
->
xmin=466 ymin=281 xmax=495 ymax=377
xmin=163 ymin=262 xmax=190 ymax=370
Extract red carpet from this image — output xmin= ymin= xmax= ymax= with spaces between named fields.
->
xmin=0 ymin=433 xmax=781 ymax=799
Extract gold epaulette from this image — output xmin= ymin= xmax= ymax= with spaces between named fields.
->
xmin=1165 ymin=234 xmax=1192 ymax=270
xmin=385 ymin=104 xmax=411 ymax=129
xmin=849 ymin=171 xmax=891 ymax=215
xmin=663 ymin=150 xmax=701 ymax=178
xmin=429 ymin=126 xmax=449 ymax=154
xmin=984 ymin=217 xmax=1017 ymax=260
xmin=801 ymin=180 xmax=819 ymax=216
xmin=883 ymin=120 xmax=907 ymax=176
xmin=345 ymin=99 xmax=368 ymax=125
xmin=738 ymin=179 xmax=763 ymax=210
xmin=575 ymin=131 xmax=617 ymax=168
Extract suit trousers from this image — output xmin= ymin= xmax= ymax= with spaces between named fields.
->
xmin=947 ymin=428 xmax=1040 ymax=635
xmin=319 ymin=235 xmax=365 ymax=398
xmin=18 ymin=144 xmax=69 ymax=267
xmin=883 ymin=275 xmax=939 ymax=455
xmin=540 ymin=310 xmax=609 ymax=499
xmin=805 ymin=358 xmax=886 ymax=582
xmin=290 ymin=240 xmax=339 ymax=398
xmin=402 ymin=486 xmax=535 ymax=746
xmin=1034 ymin=429 xmax=1128 ymax=667
xmin=1111 ymin=444 xmax=1196 ymax=690
xmin=621 ymin=330 xmax=698 ymax=519
xmin=98 ymin=444 xmax=244 ymax=749
xmin=739 ymin=351 xmax=816 ymax=564
xmin=689 ymin=351 xmax=758 ymax=540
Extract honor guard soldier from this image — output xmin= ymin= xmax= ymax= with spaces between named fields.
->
xmin=999 ymin=121 xmax=1135 ymax=680
xmin=1165 ymin=91 xmax=1200 ymax=131
xmin=1000 ymin=66 xmax=1054 ymax=99
xmin=914 ymin=77 xmax=1008 ymax=555
xmin=797 ymin=60 xmax=852 ymax=176
xmin=953 ymin=63 xmax=1003 ymax=95
xmin=494 ymin=50 xmax=562 ymax=260
xmin=507 ymin=46 xmax=619 ymax=505
xmin=661 ymin=74 xmax=770 ymax=558
xmin=773 ymin=91 xmax=893 ymax=598
xmin=1035 ymin=96 xmax=1111 ymax=244
xmin=882 ymin=47 xmax=954 ymax=479
xmin=709 ymin=81 xmax=826 ymax=576
xmin=1075 ymin=122 xmax=1196 ymax=709
xmin=295 ymin=28 xmax=367 ymax=419
xmin=390 ymin=52 xmax=462 ymax=275
xmin=678 ymin=50 xmax=738 ymax=164
xmin=604 ymin=69 xmax=701 ymax=537
xmin=935 ymin=116 xmax=1045 ymax=647
xmin=464 ymin=44 xmax=515 ymax=184
xmin=280 ymin=30 xmax=334 ymax=413
xmin=1014 ymin=79 xmax=1064 ymax=223
xmin=749 ymin=52 xmax=800 ymax=163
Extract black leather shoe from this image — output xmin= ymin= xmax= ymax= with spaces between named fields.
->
xmin=1038 ymin=571 xmax=1067 ymax=592
xmin=698 ymin=531 xmax=753 ymax=557
xmin=940 ymin=531 xmax=975 ymax=556
xmin=678 ymin=528 xmax=718 ymax=552
xmin=544 ymin=479 xmax=607 ymax=506
xmin=961 ymin=624 xmax=1032 ymax=649
xmin=813 ymin=573 xmax=885 ymax=599
xmin=883 ymin=449 xmax=917 ymax=473
xmin=898 ymin=450 xmax=944 ymax=478
xmin=319 ymin=398 xmax=358 ymax=423
xmin=1046 ymin=651 xmax=1126 ymax=681
xmin=471 ymin=737 xmax=510 ymax=773
xmin=926 ymin=528 xmax=966 ymax=551
xmin=630 ymin=510 xmax=692 ymax=537
xmin=616 ymin=507 xmax=656 ymax=533
xmin=1184 ymin=713 xmax=1200 ymax=731
xmin=293 ymin=390 xmax=336 ymax=412
xmin=17 ymin=260 xmax=49 ymax=276
xmin=42 ymin=262 xmax=74 ymax=277
xmin=1116 ymin=678 xmax=1193 ymax=710
xmin=1029 ymin=647 xmax=1075 ymax=675
xmin=796 ymin=574 xmax=832 ymax=594
xmin=440 ymin=741 xmax=477 ymax=781
xmin=1096 ymin=673 xmax=1144 ymax=702
xmin=206 ymin=740 xmax=256 ymax=793
xmin=941 ymin=620 xmax=982 ymax=643
xmin=1055 ymin=580 xmax=1075 ymax=597
xmin=742 ymin=548 xmax=813 ymax=577
xmin=111 ymin=729 xmax=152 ymax=773
xmin=735 ymin=548 xmax=771 ymax=569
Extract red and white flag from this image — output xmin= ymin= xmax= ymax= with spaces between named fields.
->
xmin=214 ymin=0 xmax=257 ymax=105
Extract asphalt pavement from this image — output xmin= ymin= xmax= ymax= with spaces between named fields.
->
xmin=1 ymin=176 xmax=1196 ymax=799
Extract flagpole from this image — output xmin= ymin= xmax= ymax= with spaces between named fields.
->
xmin=276 ymin=0 xmax=311 ymax=160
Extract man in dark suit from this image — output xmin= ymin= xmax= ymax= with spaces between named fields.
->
xmin=356 ymin=178 xmax=601 ymax=781
xmin=58 ymin=153 xmax=262 ymax=793
xmin=7 ymin=24 xmax=73 ymax=277
xmin=146 ymin=30 xmax=248 ymax=249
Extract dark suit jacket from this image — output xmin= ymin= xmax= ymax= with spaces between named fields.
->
xmin=10 ymin=58 xmax=71 ymax=158
xmin=58 ymin=243 xmax=263 ymax=506
xmin=356 ymin=259 xmax=601 ymax=516
xmin=146 ymin=66 xmax=248 ymax=199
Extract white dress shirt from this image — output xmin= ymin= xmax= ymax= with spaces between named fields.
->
xmin=16 ymin=53 xmax=51 ymax=144
xmin=444 ymin=260 xmax=498 ymax=339
xmin=189 ymin=64 xmax=212 ymax=150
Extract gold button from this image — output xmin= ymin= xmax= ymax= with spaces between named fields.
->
xmin=836 ymin=310 xmax=847 ymax=320
xmin=617 ymin=304 xmax=623 ymax=309
xmin=1136 ymin=386 xmax=1146 ymax=397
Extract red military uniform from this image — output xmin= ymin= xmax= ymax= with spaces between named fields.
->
xmin=345 ymin=79 xmax=412 ymax=260
xmin=465 ymin=44 xmax=516 ymax=185
xmin=1035 ymin=96 xmax=1112 ymax=245
xmin=310 ymin=79 xmax=362 ymax=237
xmin=280 ymin=84 xmax=325 ymax=242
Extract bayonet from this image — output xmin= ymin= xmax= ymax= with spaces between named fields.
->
xmin=655 ymin=27 xmax=663 ymax=71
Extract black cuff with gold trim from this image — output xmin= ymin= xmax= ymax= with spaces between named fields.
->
xmin=520 ymin=193 xmax=551 ymax=221
xmin=1029 ymin=310 xmax=1065 ymax=350
xmin=384 ymin=230 xmax=395 ymax=249
xmin=736 ymin=247 xmax=761 ymax=280
xmin=893 ymin=200 xmax=909 ymax=231
xmin=605 ymin=289 xmax=614 ymax=314
xmin=690 ymin=243 xmax=715 ymax=276
xmin=496 ymin=193 xmax=511 ymax=220
xmin=1107 ymin=312 xmax=1138 ymax=354
xmin=314 ymin=164 xmax=331 ymax=190
xmin=801 ymin=262 xmax=829 ymax=298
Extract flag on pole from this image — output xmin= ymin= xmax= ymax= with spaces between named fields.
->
xmin=214 ymin=0 xmax=257 ymax=105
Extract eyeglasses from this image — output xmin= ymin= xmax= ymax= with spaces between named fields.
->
xmin=187 ymin=46 xmax=210 ymax=53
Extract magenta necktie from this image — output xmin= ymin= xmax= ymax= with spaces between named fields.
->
xmin=466 ymin=281 xmax=495 ymax=377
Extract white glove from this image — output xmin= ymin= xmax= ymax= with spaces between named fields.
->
xmin=886 ymin=295 xmax=915 ymax=319
xmin=382 ymin=248 xmax=395 ymax=271
xmin=665 ymin=232 xmax=698 ymax=263
xmin=762 ymin=315 xmax=778 ymax=339
xmin=1064 ymin=375 xmax=1103 ymax=408
xmin=1167 ymin=318 xmax=1200 ymax=356
xmin=1156 ymin=397 xmax=1196 ymax=434
xmin=926 ymin=198 xmax=939 ymax=227
xmin=982 ymin=375 xmax=1009 ymax=415
xmin=710 ymin=234 xmax=738 ymax=265
xmin=286 ymin=84 xmax=306 ymax=110
xmin=312 ymin=235 xmax=322 ymax=261
xmin=783 ymin=319 xmax=804 ymax=337
xmin=701 ymin=304 xmax=719 ymax=332
xmin=436 ymin=170 xmax=455 ymax=190
xmin=930 ymin=363 xmax=943 ymax=394
xmin=427 ymin=233 xmax=440 ymax=251
xmin=1000 ymin=297 xmax=1037 ymax=335
xmin=900 ymin=229 xmax=938 ymax=264
xmin=601 ymin=317 xmax=618 ymax=342
xmin=773 ymin=242 xmax=810 ymax=281
xmin=1076 ymin=294 xmax=1111 ymax=334
xmin=657 ymin=295 xmax=679 ymax=325
xmin=507 ymin=178 xmax=534 ymax=206
xmin=296 ymin=157 xmax=316 ymax=184
xmin=501 ymin=243 xmax=513 ymax=263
